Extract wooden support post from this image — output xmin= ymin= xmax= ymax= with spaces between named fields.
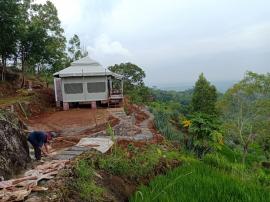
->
xmin=110 ymin=79 xmax=113 ymax=96
xmin=63 ymin=102 xmax=69 ymax=111
xmin=56 ymin=101 xmax=61 ymax=108
xmin=121 ymin=79 xmax=124 ymax=95
xmin=91 ymin=101 xmax=97 ymax=109
xmin=28 ymin=81 xmax=32 ymax=91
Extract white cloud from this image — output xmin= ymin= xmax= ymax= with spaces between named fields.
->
xmin=35 ymin=0 xmax=83 ymax=23
xmin=87 ymin=34 xmax=131 ymax=56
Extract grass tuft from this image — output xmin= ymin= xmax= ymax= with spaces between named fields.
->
xmin=74 ymin=160 xmax=103 ymax=201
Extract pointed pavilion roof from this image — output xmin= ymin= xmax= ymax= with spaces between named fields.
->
xmin=53 ymin=56 xmax=122 ymax=79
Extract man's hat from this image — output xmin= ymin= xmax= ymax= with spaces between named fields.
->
xmin=46 ymin=131 xmax=58 ymax=142
xmin=46 ymin=132 xmax=53 ymax=141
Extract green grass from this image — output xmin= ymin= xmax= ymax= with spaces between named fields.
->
xmin=97 ymin=144 xmax=180 ymax=178
xmin=0 ymin=95 xmax=32 ymax=106
xmin=73 ymin=160 xmax=104 ymax=201
xmin=203 ymin=152 xmax=245 ymax=175
xmin=130 ymin=161 xmax=270 ymax=202
xmin=218 ymin=145 xmax=265 ymax=166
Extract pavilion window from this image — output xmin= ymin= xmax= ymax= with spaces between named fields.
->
xmin=87 ymin=82 xmax=106 ymax=93
xmin=64 ymin=83 xmax=83 ymax=94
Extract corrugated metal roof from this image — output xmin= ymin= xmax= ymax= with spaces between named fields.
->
xmin=53 ymin=56 xmax=122 ymax=79
xmin=71 ymin=57 xmax=100 ymax=66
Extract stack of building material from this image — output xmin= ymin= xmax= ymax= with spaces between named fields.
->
xmin=0 ymin=160 xmax=69 ymax=202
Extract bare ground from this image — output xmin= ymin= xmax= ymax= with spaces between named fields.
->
xmin=26 ymin=108 xmax=119 ymax=150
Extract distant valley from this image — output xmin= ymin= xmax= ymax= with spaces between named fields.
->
xmin=151 ymin=80 xmax=238 ymax=93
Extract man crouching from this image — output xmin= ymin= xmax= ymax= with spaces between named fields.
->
xmin=27 ymin=131 xmax=53 ymax=160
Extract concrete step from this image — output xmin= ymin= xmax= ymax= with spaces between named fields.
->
xmin=53 ymin=154 xmax=75 ymax=160
xmin=60 ymin=150 xmax=84 ymax=156
xmin=68 ymin=146 xmax=90 ymax=151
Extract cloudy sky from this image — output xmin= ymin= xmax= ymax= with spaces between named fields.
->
xmin=37 ymin=0 xmax=270 ymax=87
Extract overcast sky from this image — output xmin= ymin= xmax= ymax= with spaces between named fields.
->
xmin=37 ymin=0 xmax=270 ymax=86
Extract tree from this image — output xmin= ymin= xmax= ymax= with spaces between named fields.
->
xmin=16 ymin=0 xmax=32 ymax=85
xmin=68 ymin=34 xmax=87 ymax=62
xmin=191 ymin=73 xmax=217 ymax=115
xmin=30 ymin=1 xmax=67 ymax=73
xmin=220 ymin=72 xmax=270 ymax=164
xmin=188 ymin=112 xmax=223 ymax=158
xmin=128 ymin=85 xmax=151 ymax=104
xmin=0 ymin=0 xmax=20 ymax=80
xmin=108 ymin=63 xmax=146 ymax=93
xmin=16 ymin=0 xmax=67 ymax=86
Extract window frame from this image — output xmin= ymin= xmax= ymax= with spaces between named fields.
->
xmin=87 ymin=82 xmax=106 ymax=93
xmin=64 ymin=83 xmax=83 ymax=94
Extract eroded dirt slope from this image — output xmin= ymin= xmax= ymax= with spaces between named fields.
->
xmin=0 ymin=110 xmax=30 ymax=180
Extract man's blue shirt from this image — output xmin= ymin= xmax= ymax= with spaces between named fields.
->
xmin=28 ymin=131 xmax=47 ymax=148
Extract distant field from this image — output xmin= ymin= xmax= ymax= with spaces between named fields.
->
xmin=130 ymin=162 xmax=270 ymax=202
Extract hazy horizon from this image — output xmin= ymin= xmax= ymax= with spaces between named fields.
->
xmin=148 ymin=80 xmax=237 ymax=93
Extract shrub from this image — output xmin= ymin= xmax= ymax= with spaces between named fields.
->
xmin=152 ymin=109 xmax=183 ymax=142
xmin=188 ymin=112 xmax=223 ymax=157
xmin=257 ymin=170 xmax=270 ymax=187
xmin=16 ymin=89 xmax=33 ymax=96
xmin=218 ymin=145 xmax=264 ymax=167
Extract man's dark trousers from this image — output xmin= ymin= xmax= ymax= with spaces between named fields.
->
xmin=27 ymin=131 xmax=46 ymax=160
xmin=28 ymin=140 xmax=42 ymax=160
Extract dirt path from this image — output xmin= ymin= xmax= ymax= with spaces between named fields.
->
xmin=27 ymin=108 xmax=110 ymax=136
xmin=53 ymin=107 xmax=155 ymax=160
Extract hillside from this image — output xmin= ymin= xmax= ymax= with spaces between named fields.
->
xmin=1 ymin=70 xmax=270 ymax=202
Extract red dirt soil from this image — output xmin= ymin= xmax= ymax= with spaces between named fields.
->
xmin=27 ymin=108 xmax=119 ymax=150
xmin=27 ymin=108 xmax=110 ymax=133
xmin=124 ymin=98 xmax=149 ymax=125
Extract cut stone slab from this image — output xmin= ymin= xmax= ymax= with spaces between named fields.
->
xmin=53 ymin=155 xmax=74 ymax=160
xmin=60 ymin=150 xmax=84 ymax=155
xmin=133 ymin=134 xmax=153 ymax=141
xmin=76 ymin=137 xmax=114 ymax=153
xmin=68 ymin=146 xmax=90 ymax=151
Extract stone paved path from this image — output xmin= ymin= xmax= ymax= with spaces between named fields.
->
xmin=53 ymin=146 xmax=90 ymax=160
xmin=53 ymin=107 xmax=154 ymax=160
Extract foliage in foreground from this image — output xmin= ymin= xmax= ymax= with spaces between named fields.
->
xmin=131 ymin=160 xmax=270 ymax=202
xmin=188 ymin=112 xmax=223 ymax=157
xmin=73 ymin=160 xmax=104 ymax=202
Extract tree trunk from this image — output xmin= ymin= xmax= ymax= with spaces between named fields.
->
xmin=1 ymin=64 xmax=4 ymax=81
xmin=1 ymin=56 xmax=6 ymax=81
xmin=242 ymin=144 xmax=248 ymax=165
xmin=13 ymin=56 xmax=17 ymax=67
xmin=20 ymin=51 xmax=26 ymax=88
